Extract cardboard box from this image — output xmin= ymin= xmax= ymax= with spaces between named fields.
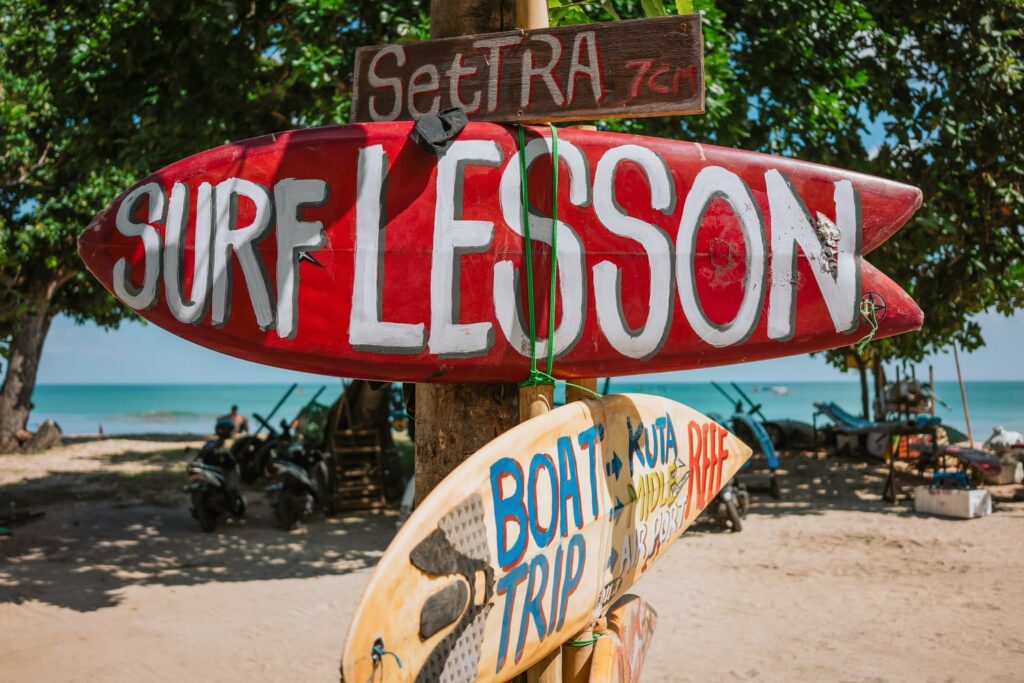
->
xmin=977 ymin=459 xmax=1023 ymax=485
xmin=913 ymin=486 xmax=992 ymax=519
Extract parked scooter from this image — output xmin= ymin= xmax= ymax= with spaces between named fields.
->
xmin=233 ymin=383 xmax=296 ymax=484
xmin=265 ymin=440 xmax=335 ymax=529
xmin=710 ymin=478 xmax=750 ymax=532
xmin=183 ymin=419 xmax=246 ymax=532
xmin=243 ymin=415 xmax=293 ymax=484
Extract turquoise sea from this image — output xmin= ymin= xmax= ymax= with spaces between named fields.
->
xmin=27 ymin=380 xmax=1024 ymax=441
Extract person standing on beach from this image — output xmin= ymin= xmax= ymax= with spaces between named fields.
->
xmin=220 ymin=405 xmax=249 ymax=434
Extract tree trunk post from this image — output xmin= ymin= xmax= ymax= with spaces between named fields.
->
xmin=565 ymin=377 xmax=598 ymax=404
xmin=415 ymin=6 xmax=598 ymax=680
xmin=851 ymin=351 xmax=870 ymax=419
xmin=414 ymin=0 xmax=539 ymax=506
xmin=0 ymin=278 xmax=59 ymax=452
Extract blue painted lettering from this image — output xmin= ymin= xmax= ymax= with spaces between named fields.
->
xmin=490 ymin=457 xmax=528 ymax=569
xmin=577 ymin=425 xmax=601 ymax=520
xmin=557 ymin=436 xmax=583 ymax=537
xmin=558 ymin=533 xmax=586 ymax=630
xmin=514 ymin=554 xmax=550 ymax=665
xmin=495 ymin=562 xmax=529 ymax=673
xmin=527 ymin=452 xmax=558 ymax=549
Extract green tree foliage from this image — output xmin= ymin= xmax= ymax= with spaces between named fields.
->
xmin=0 ymin=0 xmax=420 ymax=448
xmin=555 ymin=0 xmax=1023 ymax=366
xmin=0 ymin=1 xmax=1019 ymax=447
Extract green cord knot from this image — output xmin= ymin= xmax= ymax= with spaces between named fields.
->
xmin=372 ymin=642 xmax=402 ymax=669
xmin=520 ymin=368 xmax=556 ymax=387
xmin=567 ymin=632 xmax=602 ymax=647
xmin=855 ymin=296 xmax=880 ymax=356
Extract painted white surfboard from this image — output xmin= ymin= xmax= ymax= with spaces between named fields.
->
xmin=340 ymin=393 xmax=751 ymax=682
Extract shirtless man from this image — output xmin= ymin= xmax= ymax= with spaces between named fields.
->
xmin=221 ymin=405 xmax=249 ymax=434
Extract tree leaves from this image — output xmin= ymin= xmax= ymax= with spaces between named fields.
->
xmin=0 ymin=0 xmax=1020 ymax=372
xmin=0 ymin=0 xmax=422 ymax=340
xmin=582 ymin=0 xmax=1024 ymax=364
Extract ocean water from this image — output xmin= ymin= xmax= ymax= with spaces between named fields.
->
xmin=28 ymin=380 xmax=1024 ymax=441
xmin=28 ymin=383 xmax=344 ymax=436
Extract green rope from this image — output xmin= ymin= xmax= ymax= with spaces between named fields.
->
xmin=517 ymin=125 xmax=540 ymax=385
xmin=514 ymin=125 xmax=603 ymax=402
xmin=372 ymin=643 xmax=402 ymax=669
xmin=545 ymin=124 xmax=559 ymax=378
xmin=855 ymin=297 xmax=879 ymax=356
xmin=567 ymin=632 xmax=602 ymax=647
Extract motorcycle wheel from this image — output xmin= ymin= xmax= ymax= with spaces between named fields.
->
xmin=769 ymin=474 xmax=782 ymax=500
xmin=724 ymin=497 xmax=743 ymax=533
xmin=192 ymin=490 xmax=217 ymax=533
xmin=763 ymin=422 xmax=785 ymax=449
xmin=231 ymin=494 xmax=247 ymax=517
xmin=255 ymin=441 xmax=279 ymax=480
xmin=274 ymin=495 xmax=300 ymax=531
xmin=233 ymin=436 xmax=263 ymax=484
xmin=317 ymin=467 xmax=338 ymax=516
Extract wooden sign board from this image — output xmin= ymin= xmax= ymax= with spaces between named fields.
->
xmin=78 ymin=122 xmax=924 ymax=383
xmin=351 ymin=15 xmax=704 ymax=124
xmin=339 ymin=394 xmax=751 ymax=682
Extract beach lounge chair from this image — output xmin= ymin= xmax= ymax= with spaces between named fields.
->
xmin=812 ymin=402 xmax=907 ymax=435
xmin=813 ymin=402 xmax=948 ymax=502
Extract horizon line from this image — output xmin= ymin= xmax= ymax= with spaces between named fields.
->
xmin=32 ymin=378 xmax=1021 ymax=387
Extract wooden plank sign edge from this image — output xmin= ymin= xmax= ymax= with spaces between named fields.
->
xmin=351 ymin=15 xmax=705 ymax=124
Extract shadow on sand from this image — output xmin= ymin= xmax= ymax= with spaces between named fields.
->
xmin=0 ymin=439 xmax=397 ymax=613
xmin=688 ymin=449 xmax=954 ymax=536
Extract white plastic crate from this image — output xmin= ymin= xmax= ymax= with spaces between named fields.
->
xmin=913 ymin=486 xmax=992 ymax=519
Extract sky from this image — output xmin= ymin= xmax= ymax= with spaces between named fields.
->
xmin=32 ymin=308 xmax=1022 ymax=385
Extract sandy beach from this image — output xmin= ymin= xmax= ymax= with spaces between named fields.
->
xmin=1 ymin=436 xmax=1022 ymax=682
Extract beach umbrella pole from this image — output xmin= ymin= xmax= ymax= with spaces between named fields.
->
xmin=953 ymin=342 xmax=974 ymax=446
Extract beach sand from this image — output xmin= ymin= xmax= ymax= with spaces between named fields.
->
xmin=1 ymin=437 xmax=1022 ymax=682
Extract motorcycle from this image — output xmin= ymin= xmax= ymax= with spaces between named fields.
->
xmin=233 ymin=383 xmax=300 ymax=484
xmin=183 ymin=419 xmax=246 ymax=532
xmin=710 ymin=478 xmax=750 ymax=532
xmin=240 ymin=415 xmax=293 ymax=484
xmin=265 ymin=440 xmax=335 ymax=529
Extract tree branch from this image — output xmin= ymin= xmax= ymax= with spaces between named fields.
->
xmin=5 ymin=142 xmax=53 ymax=189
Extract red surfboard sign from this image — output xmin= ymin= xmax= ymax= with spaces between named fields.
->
xmin=78 ymin=123 xmax=922 ymax=382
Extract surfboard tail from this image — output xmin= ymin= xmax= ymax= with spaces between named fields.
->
xmin=860 ymin=259 xmax=924 ymax=341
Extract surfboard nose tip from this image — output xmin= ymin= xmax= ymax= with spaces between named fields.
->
xmin=77 ymin=214 xmax=106 ymax=276
xmin=894 ymin=296 xmax=925 ymax=333
xmin=873 ymin=285 xmax=925 ymax=338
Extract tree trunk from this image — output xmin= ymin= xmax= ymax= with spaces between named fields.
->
xmin=0 ymin=278 xmax=60 ymax=452
xmin=850 ymin=352 xmax=870 ymax=419
xmin=873 ymin=361 xmax=887 ymax=422
xmin=415 ymin=383 xmax=520 ymax=502
xmin=413 ymin=0 xmax=532 ymax=504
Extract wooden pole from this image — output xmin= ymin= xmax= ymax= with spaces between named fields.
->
xmin=417 ymin=8 xmax=596 ymax=681
xmin=929 ymin=365 xmax=935 ymax=418
xmin=565 ymin=378 xmax=598 ymax=404
xmin=952 ymin=342 xmax=975 ymax=446
xmin=414 ymin=1 xmax=524 ymax=505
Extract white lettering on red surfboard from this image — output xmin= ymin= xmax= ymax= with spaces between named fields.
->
xmin=109 ymin=137 xmax=861 ymax=357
